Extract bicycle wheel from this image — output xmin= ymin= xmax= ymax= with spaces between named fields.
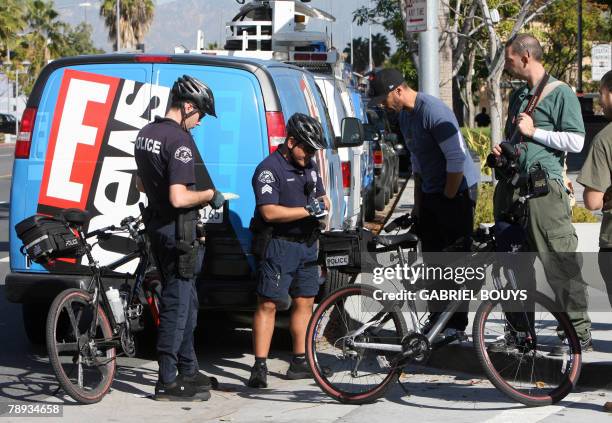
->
xmin=473 ymin=291 xmax=581 ymax=406
xmin=306 ymin=284 xmax=408 ymax=404
xmin=46 ymin=288 xmax=116 ymax=404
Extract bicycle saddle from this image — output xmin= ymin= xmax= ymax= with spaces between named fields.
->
xmin=374 ymin=232 xmax=419 ymax=249
xmin=58 ymin=209 xmax=91 ymax=227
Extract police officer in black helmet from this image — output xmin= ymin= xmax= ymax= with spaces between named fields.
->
xmin=134 ymin=75 xmax=225 ymax=401
xmin=247 ymin=113 xmax=329 ymax=388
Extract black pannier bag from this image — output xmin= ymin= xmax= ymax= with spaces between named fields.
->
xmin=15 ymin=214 xmax=81 ymax=263
xmin=318 ymin=228 xmax=376 ymax=274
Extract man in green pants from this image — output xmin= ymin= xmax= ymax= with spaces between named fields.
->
xmin=490 ymin=34 xmax=592 ymax=351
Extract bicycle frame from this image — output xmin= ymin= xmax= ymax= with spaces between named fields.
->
xmin=78 ymin=225 xmax=151 ymax=348
xmin=345 ymin=240 xmax=539 ymax=356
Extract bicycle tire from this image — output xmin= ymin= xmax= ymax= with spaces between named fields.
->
xmin=306 ymin=284 xmax=408 ymax=404
xmin=46 ymin=288 xmax=116 ymax=404
xmin=473 ymin=291 xmax=581 ymax=406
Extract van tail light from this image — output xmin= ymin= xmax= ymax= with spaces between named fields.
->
xmin=15 ymin=107 xmax=37 ymax=159
xmin=373 ymin=150 xmax=383 ymax=168
xmin=341 ymin=161 xmax=351 ymax=196
xmin=266 ymin=111 xmax=286 ymax=153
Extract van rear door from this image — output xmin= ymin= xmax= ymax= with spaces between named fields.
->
xmin=10 ymin=63 xmax=155 ymax=274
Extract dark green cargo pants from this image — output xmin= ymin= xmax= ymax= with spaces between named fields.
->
xmin=494 ymin=178 xmax=591 ymax=340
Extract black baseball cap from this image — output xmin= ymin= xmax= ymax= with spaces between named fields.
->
xmin=367 ymin=68 xmax=405 ymax=107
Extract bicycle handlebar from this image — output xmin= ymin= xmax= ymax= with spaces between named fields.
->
xmin=383 ymin=213 xmax=416 ymax=233
xmin=85 ymin=215 xmax=143 ymax=240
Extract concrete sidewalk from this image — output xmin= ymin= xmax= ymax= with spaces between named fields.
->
xmin=385 ymin=178 xmax=612 ymax=389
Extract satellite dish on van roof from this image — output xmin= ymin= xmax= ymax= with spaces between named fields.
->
xmin=294 ymin=2 xmax=335 ymax=22
xmin=241 ymin=0 xmax=335 ymax=23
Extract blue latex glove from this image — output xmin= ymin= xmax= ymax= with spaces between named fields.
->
xmin=304 ymin=198 xmax=327 ymax=219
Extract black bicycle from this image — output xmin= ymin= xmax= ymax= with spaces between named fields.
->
xmin=43 ymin=209 xmax=161 ymax=404
xmin=307 ymin=213 xmax=582 ymax=407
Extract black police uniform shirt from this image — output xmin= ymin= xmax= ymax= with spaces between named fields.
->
xmin=252 ymin=146 xmax=326 ymax=237
xmin=134 ymin=116 xmax=210 ymax=215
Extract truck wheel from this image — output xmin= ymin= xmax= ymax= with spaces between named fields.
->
xmin=22 ymin=303 xmax=49 ymax=345
xmin=375 ymin=185 xmax=385 ymax=211
xmin=317 ymin=269 xmax=355 ymax=302
xmin=393 ymin=168 xmax=400 ymax=193
xmin=364 ymin=185 xmax=376 ymax=221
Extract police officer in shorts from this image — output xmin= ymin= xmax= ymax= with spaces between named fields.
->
xmin=135 ymin=75 xmax=225 ymax=401
xmin=247 ymin=113 xmax=329 ymax=388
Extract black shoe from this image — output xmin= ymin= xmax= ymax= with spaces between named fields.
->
xmin=154 ymin=380 xmax=211 ymax=401
xmin=247 ymin=362 xmax=268 ymax=388
xmin=488 ymin=331 xmax=532 ymax=354
xmin=488 ymin=337 xmax=518 ymax=354
xmin=550 ymin=332 xmax=593 ymax=356
xmin=178 ymin=371 xmax=217 ymax=392
xmin=581 ymin=335 xmax=594 ymax=352
xmin=286 ymin=359 xmax=312 ymax=380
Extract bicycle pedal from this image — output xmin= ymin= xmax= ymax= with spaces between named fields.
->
xmin=376 ymin=355 xmax=391 ymax=369
xmin=126 ymin=304 xmax=143 ymax=319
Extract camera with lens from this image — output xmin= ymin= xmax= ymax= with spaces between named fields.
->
xmin=486 ymin=142 xmax=520 ymax=175
xmin=487 ymin=142 xmax=549 ymax=201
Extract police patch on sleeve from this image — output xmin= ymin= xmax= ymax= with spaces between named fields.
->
xmin=174 ymin=146 xmax=193 ymax=164
xmin=258 ymin=170 xmax=275 ymax=184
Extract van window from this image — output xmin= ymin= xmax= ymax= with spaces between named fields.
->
xmin=314 ymin=76 xmax=347 ymax=137
xmin=303 ymin=73 xmax=336 ymax=148
xmin=268 ymin=67 xmax=333 ymax=148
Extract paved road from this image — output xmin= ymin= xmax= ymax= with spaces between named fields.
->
xmin=0 ymin=145 xmax=610 ymax=422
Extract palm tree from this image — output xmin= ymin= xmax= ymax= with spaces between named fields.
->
xmin=0 ymin=0 xmax=27 ymax=60
xmin=25 ymin=0 xmax=67 ymax=63
xmin=343 ymin=34 xmax=391 ymax=73
xmin=100 ymin=0 xmax=155 ymax=51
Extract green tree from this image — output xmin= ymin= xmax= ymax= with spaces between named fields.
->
xmin=0 ymin=0 xmax=27 ymax=60
xmin=100 ymin=0 xmax=155 ymax=50
xmin=538 ymin=0 xmax=612 ymax=85
xmin=25 ymin=0 xmax=67 ymax=63
xmin=61 ymin=23 xmax=105 ymax=57
xmin=343 ymin=34 xmax=391 ymax=73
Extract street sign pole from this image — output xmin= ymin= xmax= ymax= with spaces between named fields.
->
xmin=405 ymin=0 xmax=439 ymax=96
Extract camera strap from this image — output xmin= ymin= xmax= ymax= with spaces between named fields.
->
xmin=509 ymin=73 xmax=550 ymax=144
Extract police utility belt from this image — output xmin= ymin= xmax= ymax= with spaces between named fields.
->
xmin=144 ymin=206 xmax=203 ymax=279
xmin=249 ymin=215 xmax=319 ymax=260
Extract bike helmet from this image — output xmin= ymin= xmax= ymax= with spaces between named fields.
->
xmin=171 ymin=75 xmax=216 ymax=117
xmin=286 ymin=113 xmax=325 ymax=150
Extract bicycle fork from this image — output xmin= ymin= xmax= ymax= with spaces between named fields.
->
xmin=492 ymin=264 xmax=537 ymax=347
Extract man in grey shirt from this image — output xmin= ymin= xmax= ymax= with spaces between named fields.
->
xmin=369 ymin=69 xmax=479 ymax=336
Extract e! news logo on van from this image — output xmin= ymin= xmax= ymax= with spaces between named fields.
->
xmin=36 ymin=70 xmax=173 ymax=270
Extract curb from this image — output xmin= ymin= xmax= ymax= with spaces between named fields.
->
xmin=426 ymin=343 xmax=612 ymax=389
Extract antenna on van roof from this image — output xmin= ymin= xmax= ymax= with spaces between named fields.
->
xmin=328 ymin=0 xmax=333 ymax=52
